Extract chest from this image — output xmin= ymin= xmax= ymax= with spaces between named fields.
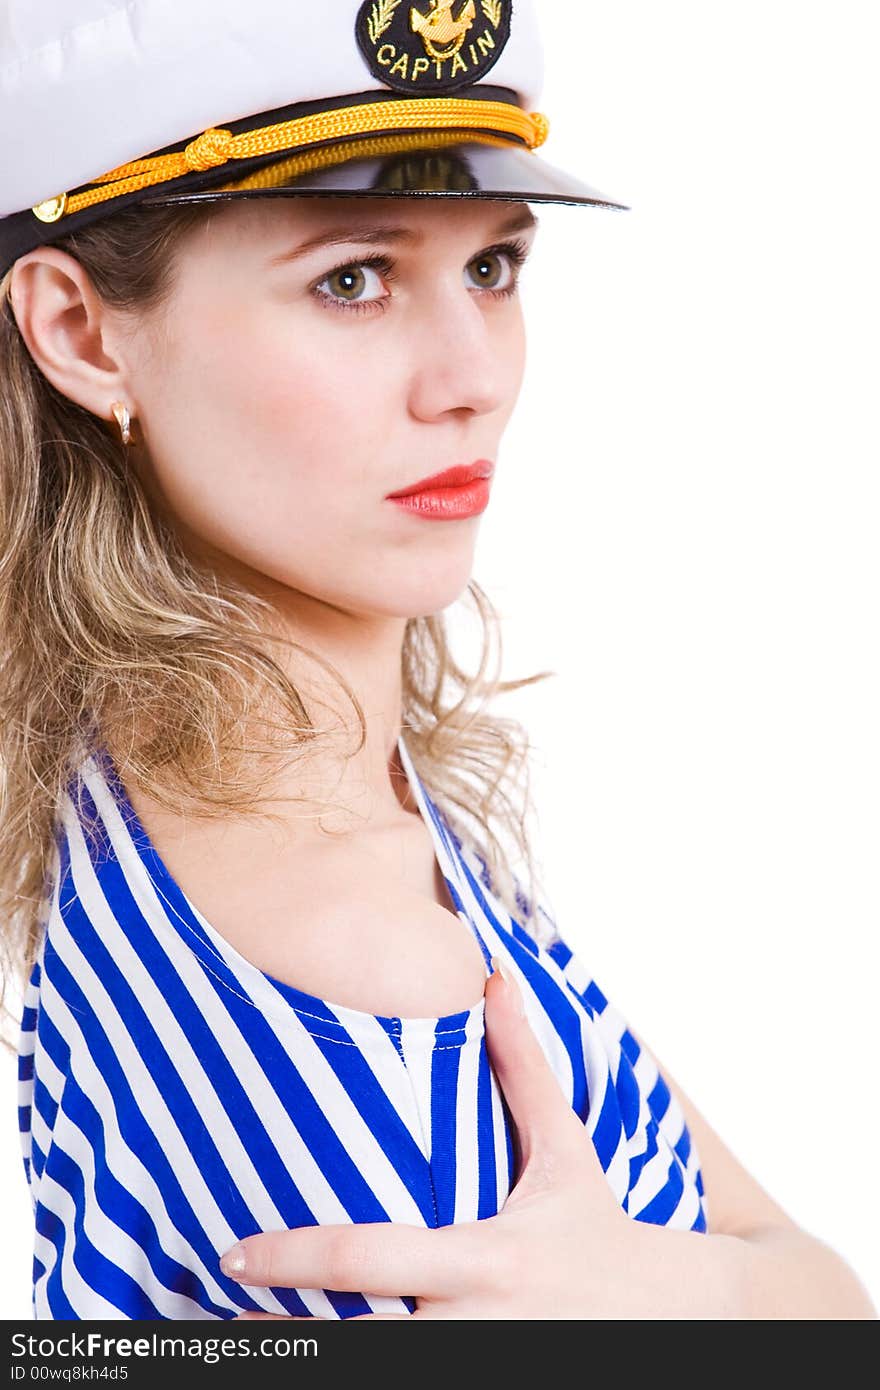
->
xmin=122 ymin=786 xmax=489 ymax=1019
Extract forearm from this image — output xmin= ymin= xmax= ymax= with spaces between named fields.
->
xmin=637 ymin=1221 xmax=876 ymax=1319
xmin=732 ymin=1223 xmax=877 ymax=1320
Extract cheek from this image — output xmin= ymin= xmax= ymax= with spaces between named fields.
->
xmin=172 ymin=300 xmax=388 ymax=451
xmin=140 ymin=300 xmax=394 ymax=554
xmin=502 ymin=308 xmax=527 ymax=393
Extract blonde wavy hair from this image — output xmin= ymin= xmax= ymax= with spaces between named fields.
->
xmin=0 ymin=200 xmax=559 ymax=1042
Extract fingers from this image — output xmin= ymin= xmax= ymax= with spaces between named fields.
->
xmin=484 ymin=961 xmax=592 ymax=1178
xmin=223 ymin=1220 xmax=479 ymax=1299
xmin=234 ymin=1311 xmax=413 ymax=1320
xmin=343 ymin=1312 xmax=416 ymax=1320
xmin=234 ymin=1312 xmax=310 ymax=1320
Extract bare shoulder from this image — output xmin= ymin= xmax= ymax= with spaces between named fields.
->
xmin=121 ymin=780 xmax=488 ymax=1019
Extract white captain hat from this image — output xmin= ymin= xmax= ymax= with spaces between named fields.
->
xmin=0 ymin=0 xmax=629 ymax=279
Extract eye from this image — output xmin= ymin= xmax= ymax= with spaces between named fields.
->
xmin=313 ymin=258 xmax=392 ymax=311
xmin=464 ymin=241 xmax=530 ymax=297
xmin=309 ymin=238 xmax=530 ymax=316
xmin=467 ymin=250 xmax=514 ymax=293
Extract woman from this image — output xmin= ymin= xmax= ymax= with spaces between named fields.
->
xmin=1 ymin=0 xmax=874 ymax=1319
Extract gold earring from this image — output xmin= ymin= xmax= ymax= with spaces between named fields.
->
xmin=110 ymin=400 xmax=134 ymax=446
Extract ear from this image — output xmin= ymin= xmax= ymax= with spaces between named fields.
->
xmin=9 ymin=246 xmax=137 ymax=424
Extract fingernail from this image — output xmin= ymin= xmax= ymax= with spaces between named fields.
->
xmin=220 ymin=1242 xmax=247 ymax=1279
xmin=490 ymin=955 xmax=525 ymax=1017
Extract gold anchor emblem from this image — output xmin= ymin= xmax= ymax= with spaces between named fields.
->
xmin=410 ymin=1 xmax=477 ymax=63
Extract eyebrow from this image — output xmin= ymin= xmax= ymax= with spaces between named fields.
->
xmin=267 ymin=205 xmax=539 ymax=266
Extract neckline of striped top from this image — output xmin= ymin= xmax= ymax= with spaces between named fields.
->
xmin=74 ymin=732 xmax=494 ymax=1052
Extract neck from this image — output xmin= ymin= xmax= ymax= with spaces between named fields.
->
xmin=261 ymin=586 xmax=415 ymax=831
xmin=168 ymin=528 xmax=418 ymax=830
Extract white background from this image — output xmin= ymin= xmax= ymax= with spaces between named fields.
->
xmin=2 ymin=1 xmax=878 ymax=1317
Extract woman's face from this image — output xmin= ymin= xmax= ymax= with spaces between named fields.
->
xmin=126 ymin=195 xmax=538 ymax=619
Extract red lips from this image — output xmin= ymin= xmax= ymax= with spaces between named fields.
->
xmin=386 ymin=460 xmax=495 ymax=498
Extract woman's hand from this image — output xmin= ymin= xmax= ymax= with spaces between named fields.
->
xmin=222 ymin=961 xmax=746 ymax=1319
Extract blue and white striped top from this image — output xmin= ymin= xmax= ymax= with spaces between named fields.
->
xmin=17 ymin=733 xmax=708 ymax=1319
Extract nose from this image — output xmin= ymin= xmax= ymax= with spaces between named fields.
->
xmin=406 ymin=280 xmax=515 ymax=423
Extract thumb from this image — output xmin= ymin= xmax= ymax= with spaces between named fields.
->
xmin=484 ymin=956 xmax=592 ymax=1183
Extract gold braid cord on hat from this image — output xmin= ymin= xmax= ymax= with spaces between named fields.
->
xmin=33 ymin=98 xmax=550 ymax=223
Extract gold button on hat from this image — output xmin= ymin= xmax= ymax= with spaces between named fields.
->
xmin=0 ymin=0 xmax=629 ymax=280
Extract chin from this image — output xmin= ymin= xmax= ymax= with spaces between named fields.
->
xmin=401 ymin=569 xmax=476 ymax=617
xmin=352 ymin=570 xmax=474 ymax=620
